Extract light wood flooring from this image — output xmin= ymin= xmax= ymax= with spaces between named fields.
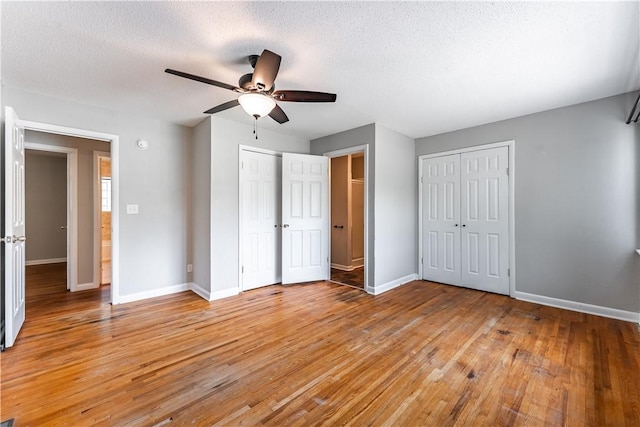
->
xmin=2 ymin=263 xmax=639 ymax=426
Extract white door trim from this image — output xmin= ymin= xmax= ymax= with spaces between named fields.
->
xmin=19 ymin=119 xmax=120 ymax=304
xmin=93 ymin=151 xmax=111 ymax=289
xmin=418 ymin=140 xmax=515 ymax=296
xmin=322 ymin=145 xmax=370 ymax=293
xmin=24 ymin=142 xmax=78 ymax=291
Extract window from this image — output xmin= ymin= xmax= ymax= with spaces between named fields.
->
xmin=101 ymin=177 xmax=111 ymax=212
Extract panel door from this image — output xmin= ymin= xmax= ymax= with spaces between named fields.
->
xmin=460 ymin=146 xmax=509 ymax=295
xmin=282 ymin=153 xmax=329 ymax=284
xmin=4 ymin=106 xmax=26 ymax=348
xmin=421 ymin=154 xmax=461 ymax=285
xmin=241 ymin=151 xmax=281 ymax=290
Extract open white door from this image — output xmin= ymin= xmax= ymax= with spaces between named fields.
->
xmin=241 ymin=150 xmax=281 ymax=290
xmin=281 ymin=153 xmax=329 ymax=284
xmin=4 ymin=106 xmax=27 ymax=348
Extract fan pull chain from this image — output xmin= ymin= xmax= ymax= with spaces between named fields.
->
xmin=253 ymin=114 xmax=259 ymax=140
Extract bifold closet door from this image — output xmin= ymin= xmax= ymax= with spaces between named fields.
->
xmin=422 ymin=154 xmax=462 ymax=286
xmin=460 ymin=147 xmax=509 ymax=295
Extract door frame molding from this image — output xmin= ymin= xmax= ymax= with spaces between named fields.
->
xmin=418 ymin=139 xmax=515 ymax=296
xmin=18 ymin=118 xmax=120 ymax=303
xmin=238 ymin=145 xmax=282 ymax=292
xmin=323 ymin=145 xmax=370 ymax=293
xmin=24 ymin=142 xmax=79 ymax=291
xmin=93 ymin=151 xmax=111 ymax=289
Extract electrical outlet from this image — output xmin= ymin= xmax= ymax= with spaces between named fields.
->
xmin=126 ymin=204 xmax=139 ymax=215
xmin=187 ymin=264 xmax=193 ymax=273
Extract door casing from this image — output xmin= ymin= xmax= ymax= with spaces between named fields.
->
xmin=12 ymin=114 xmax=120 ymax=303
xmin=323 ymin=145 xmax=370 ymax=293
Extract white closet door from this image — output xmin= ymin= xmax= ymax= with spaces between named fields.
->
xmin=460 ymin=146 xmax=509 ymax=295
xmin=282 ymin=153 xmax=329 ymax=284
xmin=421 ymin=154 xmax=461 ymax=285
xmin=241 ymin=151 xmax=281 ymax=290
xmin=4 ymin=106 xmax=26 ymax=348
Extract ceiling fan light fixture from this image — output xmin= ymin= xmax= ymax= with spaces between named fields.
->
xmin=238 ymin=93 xmax=276 ymax=118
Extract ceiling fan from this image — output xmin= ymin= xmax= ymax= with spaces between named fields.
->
xmin=165 ymin=49 xmax=337 ymax=125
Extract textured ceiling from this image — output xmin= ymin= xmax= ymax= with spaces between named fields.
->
xmin=2 ymin=1 xmax=638 ymax=140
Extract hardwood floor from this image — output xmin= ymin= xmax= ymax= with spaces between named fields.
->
xmin=330 ymin=267 xmax=364 ymax=289
xmin=2 ymin=264 xmax=639 ymax=426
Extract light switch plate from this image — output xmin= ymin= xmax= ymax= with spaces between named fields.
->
xmin=126 ymin=204 xmax=139 ymax=214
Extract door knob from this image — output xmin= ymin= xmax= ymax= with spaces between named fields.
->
xmin=12 ymin=235 xmax=26 ymax=243
xmin=61 ymin=226 xmax=68 ymax=229
xmin=333 ymin=225 xmax=344 ymax=229
xmin=283 ymin=224 xmax=289 ymax=228
xmin=462 ymin=224 xmax=466 ymax=227
xmin=454 ymin=224 xmax=459 ymax=227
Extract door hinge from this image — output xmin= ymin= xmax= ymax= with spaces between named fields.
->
xmin=507 ymin=268 xmax=510 ymax=277
xmin=241 ymin=266 xmax=244 ymax=273
xmin=420 ymin=176 xmax=423 ymax=184
xmin=421 ymin=257 xmax=423 ymax=264
xmin=506 ymin=167 xmax=509 ymax=176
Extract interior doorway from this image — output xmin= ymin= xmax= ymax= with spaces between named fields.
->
xmin=96 ymin=153 xmax=112 ymax=286
xmin=328 ymin=151 xmax=366 ymax=290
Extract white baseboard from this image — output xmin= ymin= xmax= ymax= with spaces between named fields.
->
xmin=75 ymin=282 xmax=98 ymax=291
xmin=515 ymin=291 xmax=640 ymax=324
xmin=211 ymin=287 xmax=239 ymax=301
xmin=115 ymin=283 xmax=190 ymax=304
xmin=26 ymin=258 xmax=67 ymax=266
xmin=331 ymin=263 xmax=354 ymax=271
xmin=373 ymin=273 xmax=419 ymax=295
xmin=189 ymin=282 xmax=212 ymax=301
xmin=331 ymin=261 xmax=365 ymax=271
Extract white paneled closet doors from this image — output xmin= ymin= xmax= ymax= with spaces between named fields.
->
xmin=420 ymin=144 xmax=512 ymax=295
xmin=239 ymin=148 xmax=329 ymax=291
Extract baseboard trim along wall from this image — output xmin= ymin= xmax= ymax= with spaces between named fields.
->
xmin=25 ymin=258 xmax=67 ymax=266
xmin=373 ymin=274 xmax=419 ymax=295
xmin=210 ymin=287 xmax=239 ymax=301
xmin=515 ymin=291 xmax=640 ymax=324
xmin=189 ymin=283 xmax=211 ymax=301
xmin=115 ymin=283 xmax=190 ymax=304
xmin=75 ymin=282 xmax=98 ymax=291
xmin=331 ymin=263 xmax=354 ymax=271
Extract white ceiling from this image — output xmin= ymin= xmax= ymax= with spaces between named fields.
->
xmin=2 ymin=1 xmax=638 ymax=140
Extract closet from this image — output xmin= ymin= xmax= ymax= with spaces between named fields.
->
xmin=330 ymin=154 xmax=364 ymax=272
xmin=421 ymin=146 xmax=510 ymax=295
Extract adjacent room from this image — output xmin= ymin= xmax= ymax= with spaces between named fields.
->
xmin=1 ymin=1 xmax=639 ymax=425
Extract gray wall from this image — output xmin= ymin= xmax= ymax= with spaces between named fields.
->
xmin=25 ymin=132 xmax=110 ymax=284
xmin=374 ymin=124 xmax=417 ymax=287
xmin=311 ymin=124 xmax=376 ymax=290
xmin=194 ymin=116 xmax=310 ymax=296
xmin=416 ymin=92 xmax=639 ymax=313
xmin=4 ymin=86 xmax=193 ymax=299
xmin=192 ymin=117 xmax=212 ymax=293
xmin=25 ymin=151 xmax=67 ymax=262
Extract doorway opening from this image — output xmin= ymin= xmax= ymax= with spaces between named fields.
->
xmin=95 ymin=153 xmax=111 ymax=287
xmin=23 ymin=132 xmax=111 ymax=303
xmin=326 ymin=148 xmax=368 ymax=291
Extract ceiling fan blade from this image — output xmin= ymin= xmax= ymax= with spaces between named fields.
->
xmin=269 ymin=104 xmax=289 ymax=124
xmin=203 ymin=99 xmax=240 ymax=114
xmin=251 ymin=50 xmax=281 ymax=92
xmin=273 ymin=90 xmax=336 ymax=103
xmin=165 ymin=68 xmax=239 ymax=92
